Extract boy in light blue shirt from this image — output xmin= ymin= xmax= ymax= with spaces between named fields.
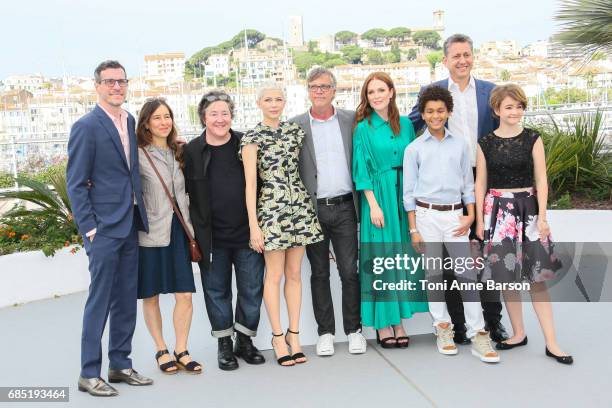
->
xmin=403 ymin=85 xmax=499 ymax=363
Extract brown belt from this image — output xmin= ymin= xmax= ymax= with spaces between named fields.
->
xmin=416 ymin=200 xmax=463 ymax=211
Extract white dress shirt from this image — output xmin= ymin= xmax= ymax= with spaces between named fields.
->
xmin=447 ymin=76 xmax=478 ymax=167
xmin=309 ymin=108 xmax=353 ymax=199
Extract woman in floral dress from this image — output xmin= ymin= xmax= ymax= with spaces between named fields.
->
xmin=241 ymin=84 xmax=324 ymax=366
xmin=475 ymin=84 xmax=572 ymax=364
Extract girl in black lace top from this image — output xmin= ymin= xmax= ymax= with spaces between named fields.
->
xmin=474 ymin=84 xmax=572 ymax=364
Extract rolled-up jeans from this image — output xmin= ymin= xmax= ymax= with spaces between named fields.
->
xmin=415 ymin=206 xmax=485 ymax=339
xmin=199 ymin=247 xmax=265 ymax=338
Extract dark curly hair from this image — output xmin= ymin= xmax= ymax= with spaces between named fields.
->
xmin=417 ymin=85 xmax=454 ymax=113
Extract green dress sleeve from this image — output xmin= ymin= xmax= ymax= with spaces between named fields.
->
xmin=352 ymin=123 xmax=374 ymax=191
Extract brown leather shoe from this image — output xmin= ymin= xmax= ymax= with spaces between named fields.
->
xmin=77 ymin=376 xmax=118 ymax=397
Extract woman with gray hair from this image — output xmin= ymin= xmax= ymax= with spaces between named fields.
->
xmin=241 ymin=83 xmax=324 ymax=366
xmin=183 ymin=90 xmax=267 ymax=372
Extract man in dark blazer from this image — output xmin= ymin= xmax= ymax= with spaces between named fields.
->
xmin=408 ymin=34 xmax=508 ymax=344
xmin=291 ymin=68 xmax=365 ymax=356
xmin=67 ymin=60 xmax=151 ymax=397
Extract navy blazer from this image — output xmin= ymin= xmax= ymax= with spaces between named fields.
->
xmin=66 ymin=105 xmax=148 ymax=239
xmin=408 ymin=78 xmax=499 ymax=140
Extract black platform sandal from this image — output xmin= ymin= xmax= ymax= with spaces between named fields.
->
xmin=376 ymin=331 xmax=397 ymax=349
xmin=272 ymin=333 xmax=295 ymax=366
xmin=285 ymin=329 xmax=307 ymax=363
xmin=174 ymin=350 xmax=203 ymax=374
xmin=155 ymin=349 xmax=178 ymax=375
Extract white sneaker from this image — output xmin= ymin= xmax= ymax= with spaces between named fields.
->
xmin=316 ymin=333 xmax=335 ymax=356
xmin=347 ymin=331 xmax=367 ymax=354
xmin=471 ymin=331 xmax=500 ymax=363
xmin=435 ymin=323 xmax=458 ymax=355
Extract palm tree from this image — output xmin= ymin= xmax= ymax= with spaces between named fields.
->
xmin=555 ymin=0 xmax=612 ymax=58
xmin=0 ymin=170 xmax=76 ymax=234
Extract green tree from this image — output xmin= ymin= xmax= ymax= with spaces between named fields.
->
xmin=186 ymin=29 xmax=266 ymax=77
xmin=335 ymin=30 xmax=358 ymax=45
xmin=406 ymin=48 xmax=418 ymax=61
xmin=361 ymin=28 xmax=388 ymax=43
xmin=308 ymin=40 xmax=318 ymax=53
xmin=591 ymin=51 xmax=607 ymax=60
xmin=387 ymin=27 xmax=411 ymax=41
xmin=413 ymin=30 xmax=442 ymax=49
xmin=341 ymin=45 xmax=364 ymax=64
xmin=366 ymin=49 xmax=384 ymax=65
xmin=555 ymin=0 xmax=612 ymax=59
xmin=543 ymin=87 xmax=589 ymax=105
xmin=426 ymin=50 xmax=444 ymax=71
xmin=323 ymin=57 xmax=348 ymax=68
xmin=500 ymin=69 xmax=511 ymax=81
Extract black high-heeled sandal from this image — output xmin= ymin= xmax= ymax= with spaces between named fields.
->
xmin=285 ymin=329 xmax=307 ymax=363
xmin=376 ymin=330 xmax=397 ymax=349
xmin=272 ymin=333 xmax=295 ymax=366
xmin=174 ymin=350 xmax=203 ymax=374
xmin=155 ymin=349 xmax=177 ymax=374
xmin=545 ymin=347 xmax=573 ymax=365
xmin=392 ymin=327 xmax=410 ymax=348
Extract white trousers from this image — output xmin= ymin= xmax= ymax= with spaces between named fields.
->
xmin=415 ymin=206 xmax=485 ymax=339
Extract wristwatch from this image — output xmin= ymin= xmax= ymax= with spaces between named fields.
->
xmin=409 ymin=229 xmax=418 ymax=234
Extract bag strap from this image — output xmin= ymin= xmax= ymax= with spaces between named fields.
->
xmin=140 ymin=147 xmax=195 ymax=242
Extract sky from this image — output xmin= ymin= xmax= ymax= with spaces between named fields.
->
xmin=2 ymin=0 xmax=563 ymax=79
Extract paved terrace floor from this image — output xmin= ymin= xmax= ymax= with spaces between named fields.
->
xmin=1 ymin=277 xmax=609 ymax=408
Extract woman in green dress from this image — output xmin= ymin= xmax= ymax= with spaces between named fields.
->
xmin=353 ymin=72 xmax=428 ymax=347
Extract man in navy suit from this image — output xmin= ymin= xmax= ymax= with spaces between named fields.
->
xmin=409 ymin=34 xmax=509 ymax=345
xmin=67 ymin=60 xmax=152 ymax=397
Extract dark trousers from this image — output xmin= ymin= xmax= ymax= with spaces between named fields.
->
xmin=80 ymin=223 xmax=139 ymax=378
xmin=199 ymin=247 xmax=264 ymax=338
xmin=306 ymin=200 xmax=361 ymax=336
xmin=445 ymin=167 xmax=503 ymax=329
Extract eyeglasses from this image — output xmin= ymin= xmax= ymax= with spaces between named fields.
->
xmin=308 ymin=84 xmax=334 ymax=92
xmin=99 ymin=79 xmax=129 ymax=87
xmin=204 ymin=93 xmax=231 ymax=102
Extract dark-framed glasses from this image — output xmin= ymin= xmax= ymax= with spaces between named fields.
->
xmin=308 ymin=84 xmax=334 ymax=92
xmin=99 ymin=79 xmax=129 ymax=87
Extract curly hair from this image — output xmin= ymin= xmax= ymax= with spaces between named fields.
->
xmin=417 ymin=85 xmax=454 ymax=113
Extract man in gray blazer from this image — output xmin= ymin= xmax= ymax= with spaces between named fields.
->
xmin=291 ymin=68 xmax=365 ymax=356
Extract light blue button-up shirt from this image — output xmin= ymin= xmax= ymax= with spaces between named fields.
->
xmin=403 ymin=128 xmax=475 ymax=211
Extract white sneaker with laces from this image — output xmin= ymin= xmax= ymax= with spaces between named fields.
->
xmin=347 ymin=331 xmax=367 ymax=354
xmin=316 ymin=333 xmax=335 ymax=356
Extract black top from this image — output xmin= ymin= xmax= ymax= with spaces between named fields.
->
xmin=478 ymin=128 xmax=541 ymax=189
xmin=208 ymin=139 xmax=250 ymax=248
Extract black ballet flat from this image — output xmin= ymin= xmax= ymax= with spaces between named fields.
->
xmin=496 ymin=336 xmax=528 ymax=350
xmin=545 ymin=347 xmax=573 ymax=365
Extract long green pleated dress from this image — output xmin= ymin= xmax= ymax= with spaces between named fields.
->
xmin=353 ymin=112 xmax=428 ymax=330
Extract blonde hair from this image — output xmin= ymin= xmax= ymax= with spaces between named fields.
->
xmin=256 ymin=82 xmax=286 ymax=101
xmin=489 ymin=84 xmax=528 ymax=117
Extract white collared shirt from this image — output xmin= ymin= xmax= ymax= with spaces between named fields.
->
xmin=309 ymin=107 xmax=353 ymax=199
xmin=447 ymin=76 xmax=478 ymax=167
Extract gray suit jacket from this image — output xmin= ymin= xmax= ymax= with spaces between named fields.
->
xmin=290 ymin=108 xmax=359 ymax=215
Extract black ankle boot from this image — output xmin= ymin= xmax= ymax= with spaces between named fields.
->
xmin=234 ymin=332 xmax=265 ymax=365
xmin=217 ymin=336 xmax=239 ymax=371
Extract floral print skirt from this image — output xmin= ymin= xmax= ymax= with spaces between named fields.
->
xmin=483 ymin=188 xmax=562 ymax=284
